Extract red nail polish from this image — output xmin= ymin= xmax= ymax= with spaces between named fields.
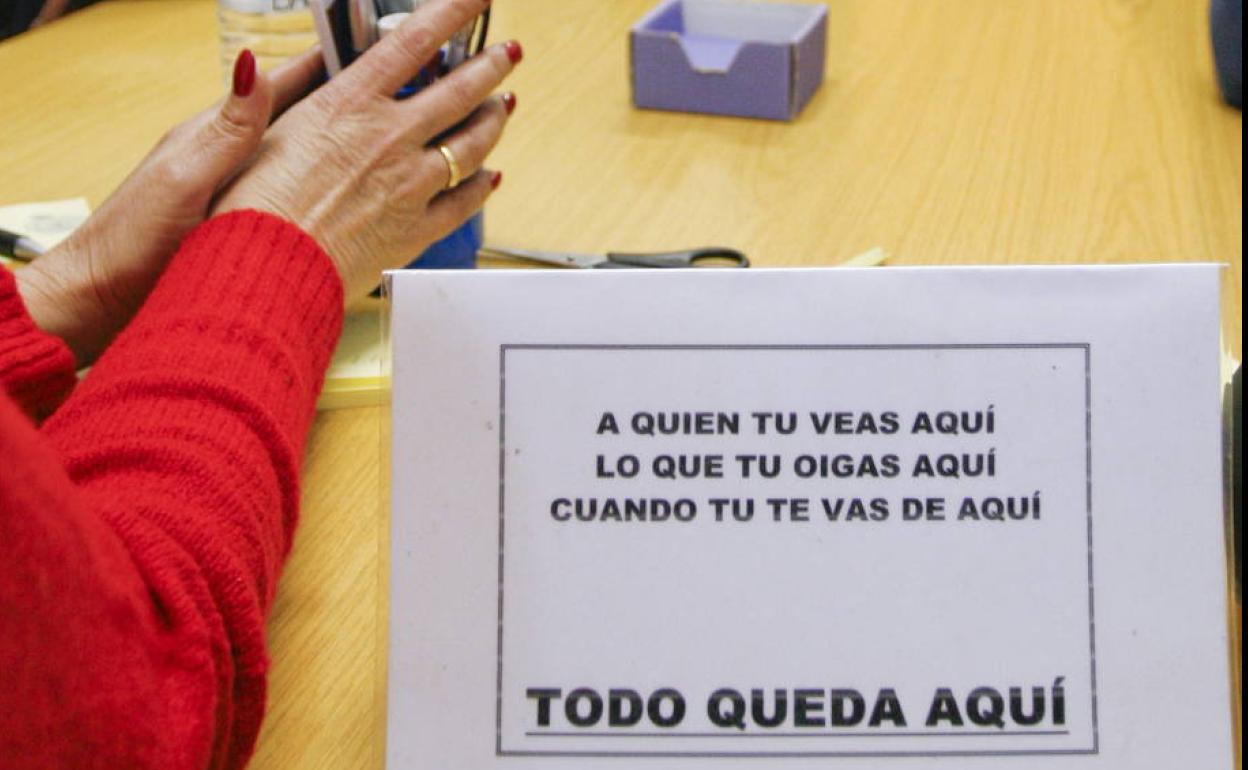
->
xmin=233 ymin=49 xmax=256 ymax=97
xmin=491 ymin=171 xmax=503 ymax=190
xmin=503 ymin=40 xmax=523 ymax=65
xmin=501 ymin=92 xmax=517 ymax=115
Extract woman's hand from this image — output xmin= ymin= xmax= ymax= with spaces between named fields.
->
xmin=16 ymin=48 xmax=325 ymax=364
xmin=213 ymin=0 xmax=520 ymax=302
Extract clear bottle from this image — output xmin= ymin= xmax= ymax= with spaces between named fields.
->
xmin=217 ymin=1 xmax=317 ymax=80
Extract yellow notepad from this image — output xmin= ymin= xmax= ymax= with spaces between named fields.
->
xmin=318 ymin=306 xmax=388 ymax=410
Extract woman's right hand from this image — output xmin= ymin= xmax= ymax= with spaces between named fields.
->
xmin=213 ymin=0 xmax=520 ymax=302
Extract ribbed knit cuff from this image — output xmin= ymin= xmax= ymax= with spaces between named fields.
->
xmin=0 ymin=267 xmax=77 ymax=421
xmin=79 ymin=210 xmax=343 ymax=451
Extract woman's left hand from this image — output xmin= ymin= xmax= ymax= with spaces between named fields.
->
xmin=15 ymin=48 xmax=324 ymax=364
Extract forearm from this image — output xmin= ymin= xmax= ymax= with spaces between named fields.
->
xmin=1 ymin=212 xmax=343 ymax=769
xmin=41 ymin=210 xmax=343 ymax=764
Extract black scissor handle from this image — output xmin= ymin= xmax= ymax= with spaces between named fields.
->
xmin=603 ymin=248 xmax=750 ymax=269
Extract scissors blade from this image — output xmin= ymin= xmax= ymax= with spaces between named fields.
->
xmin=478 ymin=246 xmax=607 ymax=269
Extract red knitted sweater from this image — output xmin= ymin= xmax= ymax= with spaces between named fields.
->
xmin=0 ymin=211 xmax=343 ymax=769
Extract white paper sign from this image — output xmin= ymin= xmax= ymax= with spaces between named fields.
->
xmin=385 ymin=266 xmax=1232 ymax=769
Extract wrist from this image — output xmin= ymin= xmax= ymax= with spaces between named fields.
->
xmin=14 ymin=239 xmax=111 ymax=366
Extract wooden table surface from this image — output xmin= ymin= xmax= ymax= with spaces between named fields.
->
xmin=1 ymin=0 xmax=1241 ymax=767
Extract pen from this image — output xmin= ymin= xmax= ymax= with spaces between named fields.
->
xmin=444 ymin=19 xmax=475 ymax=70
xmin=0 ymin=227 xmax=45 ymax=263
xmin=349 ymin=0 xmax=379 ymax=54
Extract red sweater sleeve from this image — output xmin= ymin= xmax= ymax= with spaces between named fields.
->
xmin=0 ymin=211 xmax=343 ymax=770
xmin=0 ymin=267 xmax=77 ymax=419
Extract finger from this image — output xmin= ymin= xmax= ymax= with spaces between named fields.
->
xmin=401 ymin=41 xmax=520 ymax=143
xmin=421 ymin=169 xmax=501 ymax=248
xmin=188 ymin=49 xmax=276 ymax=190
xmin=268 ymin=46 xmax=326 ymax=119
xmin=339 ymin=0 xmax=492 ymax=97
xmin=417 ymin=94 xmax=511 ymax=196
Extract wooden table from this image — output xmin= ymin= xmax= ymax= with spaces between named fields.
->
xmin=1 ymin=1 xmax=1241 ymax=767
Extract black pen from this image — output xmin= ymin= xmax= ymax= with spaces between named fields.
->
xmin=0 ymin=227 xmax=45 ymax=262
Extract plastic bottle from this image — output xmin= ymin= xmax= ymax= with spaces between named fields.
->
xmin=217 ymin=1 xmax=318 ymax=79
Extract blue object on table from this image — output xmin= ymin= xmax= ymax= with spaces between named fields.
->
xmin=405 ymin=211 xmax=482 ymax=269
xmin=1211 ymin=0 xmax=1242 ymax=108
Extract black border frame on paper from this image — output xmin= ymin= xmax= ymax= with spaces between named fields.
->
xmin=494 ymin=344 xmax=1098 ymax=760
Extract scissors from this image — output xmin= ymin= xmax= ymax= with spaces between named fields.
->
xmin=478 ymin=246 xmax=750 ymax=269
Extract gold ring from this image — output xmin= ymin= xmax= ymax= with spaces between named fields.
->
xmin=438 ymin=144 xmax=462 ymax=190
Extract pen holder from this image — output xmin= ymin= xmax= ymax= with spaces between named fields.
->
xmin=405 ymin=211 xmax=483 ymax=269
xmin=631 ymin=0 xmax=827 ymax=121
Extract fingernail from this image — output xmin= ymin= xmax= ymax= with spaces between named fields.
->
xmin=491 ymin=171 xmax=503 ymax=190
xmin=232 ymin=49 xmax=256 ymax=98
xmin=501 ymin=92 xmax=517 ymax=115
xmin=503 ymin=40 xmax=523 ymax=65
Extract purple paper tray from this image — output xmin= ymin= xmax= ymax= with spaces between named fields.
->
xmin=631 ymin=0 xmax=827 ymax=121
